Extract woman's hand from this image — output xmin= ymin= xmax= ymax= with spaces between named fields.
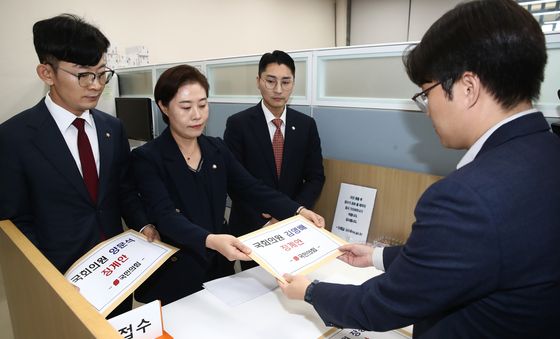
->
xmin=205 ymin=234 xmax=252 ymax=261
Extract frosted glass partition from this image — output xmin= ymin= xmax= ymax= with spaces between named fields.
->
xmin=117 ymin=70 xmax=153 ymax=96
xmin=316 ymin=46 xmax=418 ymax=110
xmin=315 ymin=45 xmax=419 ymax=111
xmin=207 ymin=60 xmax=307 ymax=98
xmin=314 ymin=36 xmax=560 ymax=116
xmin=293 ymin=61 xmax=307 ymax=97
xmin=208 ymin=62 xmax=260 ymax=96
xmin=113 ymin=34 xmax=559 ymax=116
xmin=322 ymin=56 xmax=417 ymax=98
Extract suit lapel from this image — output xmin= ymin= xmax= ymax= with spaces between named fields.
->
xmin=158 ymin=131 xmax=223 ymax=230
xmin=93 ymin=111 xmax=114 ymax=205
xmin=30 ymin=101 xmax=91 ymax=202
xmin=250 ymin=104 xmax=277 ymax=179
xmin=198 ymin=136 xmax=222 ymax=229
xmin=160 ymin=128 xmax=189 ymax=185
xmin=159 ymin=129 xmax=194 ymax=211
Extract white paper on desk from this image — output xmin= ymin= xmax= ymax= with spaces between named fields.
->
xmin=203 ymin=266 xmax=277 ymax=306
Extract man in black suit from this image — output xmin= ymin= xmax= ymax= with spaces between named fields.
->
xmin=224 ymin=51 xmax=325 ymax=263
xmin=278 ymin=1 xmax=560 ymax=337
xmin=0 ymin=14 xmax=158 ymax=315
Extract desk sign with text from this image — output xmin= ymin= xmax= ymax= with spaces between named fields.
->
xmin=108 ymin=300 xmax=173 ymax=339
xmin=332 ymin=183 xmax=377 ymax=243
xmin=64 ymin=230 xmax=178 ymax=316
xmin=239 ymin=215 xmax=346 ymax=283
xmin=320 ymin=327 xmax=411 ymax=339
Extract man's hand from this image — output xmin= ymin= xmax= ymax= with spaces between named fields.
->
xmin=298 ymin=208 xmax=325 ymax=228
xmin=140 ymin=224 xmax=160 ymax=242
xmin=206 ymin=234 xmax=252 ymax=261
xmin=277 ymin=273 xmax=311 ymax=300
xmin=337 ymin=243 xmax=374 ymax=267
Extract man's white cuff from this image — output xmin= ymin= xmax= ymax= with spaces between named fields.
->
xmin=372 ymin=247 xmax=385 ymax=272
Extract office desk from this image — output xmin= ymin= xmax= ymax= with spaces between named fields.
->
xmin=162 ymin=259 xmax=411 ymax=339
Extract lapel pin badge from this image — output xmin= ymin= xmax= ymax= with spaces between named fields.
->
xmin=291 ymin=126 xmax=295 ymax=130
xmin=105 ymin=132 xmax=111 ymax=138
xmin=212 ymin=164 xmax=217 ymax=169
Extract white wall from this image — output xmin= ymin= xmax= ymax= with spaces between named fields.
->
xmin=335 ymin=0 xmax=348 ymax=46
xmin=351 ymin=0 xmax=410 ymax=44
xmin=350 ymin=0 xmax=463 ymax=44
xmin=0 ymin=0 xmax=336 ymax=123
xmin=408 ymin=0 xmax=464 ymax=41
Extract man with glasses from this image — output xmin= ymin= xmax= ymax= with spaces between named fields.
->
xmin=0 ymin=14 xmax=157 ymax=315
xmin=278 ymin=0 xmax=560 ymax=337
xmin=224 ymin=50 xmax=325 ymax=269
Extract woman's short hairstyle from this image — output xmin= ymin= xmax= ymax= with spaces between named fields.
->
xmin=154 ymin=65 xmax=210 ymax=125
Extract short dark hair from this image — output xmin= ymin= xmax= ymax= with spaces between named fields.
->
xmin=33 ymin=13 xmax=110 ymax=66
xmin=258 ymin=50 xmax=296 ymax=77
xmin=154 ymin=65 xmax=210 ymax=125
xmin=404 ymin=0 xmax=547 ymax=110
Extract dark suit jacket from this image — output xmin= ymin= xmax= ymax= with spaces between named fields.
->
xmin=224 ymin=102 xmax=325 ymax=236
xmin=131 ymin=129 xmax=300 ymax=304
xmin=0 ymin=99 xmax=148 ymax=273
xmin=310 ymin=113 xmax=560 ymax=338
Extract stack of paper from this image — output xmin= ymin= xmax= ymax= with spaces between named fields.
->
xmin=203 ymin=266 xmax=277 ymax=306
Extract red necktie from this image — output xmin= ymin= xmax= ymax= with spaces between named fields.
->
xmin=272 ymin=118 xmax=284 ymax=178
xmin=72 ymin=118 xmax=99 ymax=203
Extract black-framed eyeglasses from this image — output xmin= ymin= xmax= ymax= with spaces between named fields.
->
xmin=57 ymin=67 xmax=115 ymax=88
xmin=412 ymin=82 xmax=441 ymax=112
xmin=260 ymin=76 xmax=294 ymax=91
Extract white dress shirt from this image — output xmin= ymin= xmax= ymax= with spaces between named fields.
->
xmin=45 ymin=93 xmax=100 ymax=175
xmin=261 ymin=101 xmax=286 ymax=142
xmin=371 ymin=108 xmax=538 ymax=272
